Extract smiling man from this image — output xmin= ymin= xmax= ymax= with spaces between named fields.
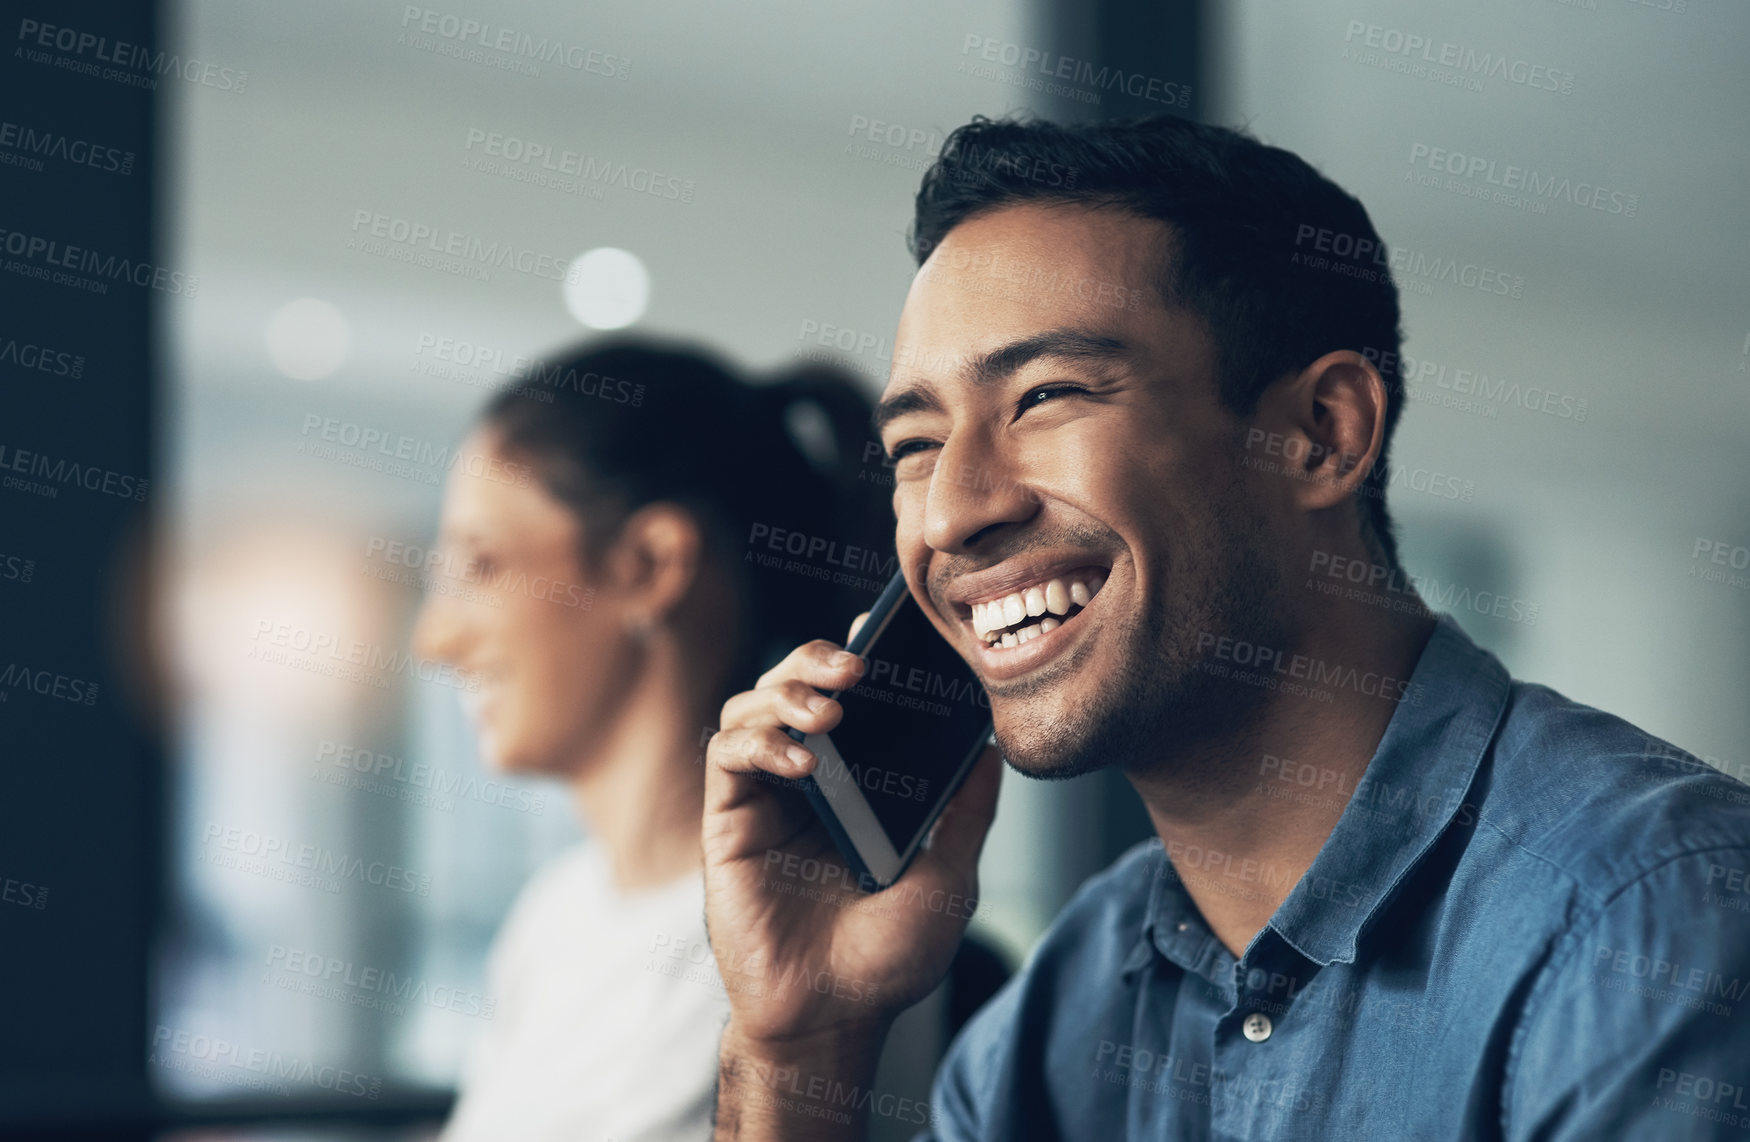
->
xmin=702 ymin=115 xmax=1750 ymax=1140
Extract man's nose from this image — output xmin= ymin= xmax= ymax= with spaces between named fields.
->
xmin=922 ymin=431 xmax=1039 ymax=553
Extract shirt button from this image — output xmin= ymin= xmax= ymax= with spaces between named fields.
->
xmin=1242 ymin=1012 xmax=1273 ymax=1042
xmin=1176 ymin=922 xmax=1189 ymax=932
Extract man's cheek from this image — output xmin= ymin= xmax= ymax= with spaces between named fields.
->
xmin=892 ymin=490 xmax=929 ymax=545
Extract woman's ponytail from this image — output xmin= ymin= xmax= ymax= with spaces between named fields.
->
xmin=739 ymin=362 xmax=894 ymax=673
xmin=483 ymin=338 xmax=889 ymax=692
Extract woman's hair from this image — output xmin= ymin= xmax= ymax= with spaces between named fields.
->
xmin=481 ymin=338 xmax=888 ymax=690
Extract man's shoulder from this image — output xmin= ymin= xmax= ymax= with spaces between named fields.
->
xmin=1477 ymin=678 xmax=1750 ymax=904
xmin=1019 ymin=838 xmax=1165 ymax=977
xmin=933 ymin=839 xmax=1165 ymax=1129
xmin=1479 ymin=689 xmax=1750 ymax=1140
xmin=1058 ymin=837 xmax=1164 ymax=921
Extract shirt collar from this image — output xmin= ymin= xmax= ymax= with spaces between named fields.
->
xmin=1131 ymin=614 xmax=1511 ymax=978
xmin=1268 ymin=614 xmax=1510 ymax=965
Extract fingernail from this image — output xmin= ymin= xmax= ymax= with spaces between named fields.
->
xmin=786 ymin=745 xmax=814 ymax=769
xmin=833 ymin=651 xmax=863 ymax=672
xmin=805 ymin=692 xmax=832 ymax=714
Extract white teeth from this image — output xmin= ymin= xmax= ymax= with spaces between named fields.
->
xmin=972 ymin=572 xmax=1106 ymax=647
xmin=987 ymin=618 xmax=1058 ymax=648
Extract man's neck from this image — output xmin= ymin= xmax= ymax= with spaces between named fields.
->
xmin=1127 ymin=607 xmax=1436 ymax=959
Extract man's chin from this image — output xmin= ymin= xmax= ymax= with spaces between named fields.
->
xmin=990 ymin=713 xmax=1113 ymax=782
xmin=987 ymin=661 xmax=1207 ymax=782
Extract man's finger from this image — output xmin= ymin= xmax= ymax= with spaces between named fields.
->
xmin=708 ymin=726 xmax=817 ymax=779
xmin=756 ymin=639 xmax=867 ymax=692
xmin=719 ymin=682 xmax=842 ymax=737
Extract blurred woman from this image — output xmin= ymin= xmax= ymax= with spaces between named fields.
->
xmin=413 ymin=340 xmax=882 ymax=1142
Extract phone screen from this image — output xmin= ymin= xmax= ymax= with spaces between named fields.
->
xmin=823 ymin=592 xmax=993 ymax=854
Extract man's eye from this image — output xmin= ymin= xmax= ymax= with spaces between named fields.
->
xmin=1021 ymin=384 xmax=1086 ymax=411
xmin=885 ymin=440 xmax=936 ymax=463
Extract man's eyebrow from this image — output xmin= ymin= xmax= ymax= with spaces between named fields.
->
xmin=872 ymin=329 xmax=1134 ymax=435
xmin=967 ymin=329 xmax=1133 ymax=387
xmin=871 ymin=386 xmax=941 ymax=435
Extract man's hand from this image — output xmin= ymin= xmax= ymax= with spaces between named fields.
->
xmin=703 ymin=627 xmax=1002 ymax=1140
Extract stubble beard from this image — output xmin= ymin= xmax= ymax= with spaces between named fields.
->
xmin=992 ymin=501 xmax=1287 ymax=782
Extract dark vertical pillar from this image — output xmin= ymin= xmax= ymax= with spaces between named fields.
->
xmin=0 ymin=2 xmax=161 ymax=1138
xmin=1039 ymin=0 xmax=1205 ymax=125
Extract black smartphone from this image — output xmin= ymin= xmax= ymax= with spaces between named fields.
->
xmin=787 ymin=570 xmax=995 ymax=890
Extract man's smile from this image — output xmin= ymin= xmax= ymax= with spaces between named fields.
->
xmin=940 ymin=556 xmax=1113 ymax=682
xmin=967 ymin=569 xmax=1107 ymax=648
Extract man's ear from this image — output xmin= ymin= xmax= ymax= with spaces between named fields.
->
xmin=1250 ymin=350 xmax=1388 ymax=514
xmin=603 ymin=503 xmax=705 ymax=628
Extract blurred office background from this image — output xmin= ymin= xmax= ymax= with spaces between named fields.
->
xmin=3 ymin=0 xmax=1746 ymax=1137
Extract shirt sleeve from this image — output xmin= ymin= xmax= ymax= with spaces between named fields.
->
xmin=1506 ymin=846 xmax=1750 ymax=1140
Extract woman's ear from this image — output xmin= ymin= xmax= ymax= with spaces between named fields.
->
xmin=603 ymin=503 xmax=705 ymax=629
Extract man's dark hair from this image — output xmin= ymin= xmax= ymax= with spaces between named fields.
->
xmin=910 ymin=114 xmax=1407 ymax=569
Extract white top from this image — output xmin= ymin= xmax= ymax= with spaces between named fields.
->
xmin=442 ymin=842 xmax=730 ymax=1142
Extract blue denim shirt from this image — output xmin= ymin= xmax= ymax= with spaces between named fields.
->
xmin=924 ymin=616 xmax=1750 ymax=1140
